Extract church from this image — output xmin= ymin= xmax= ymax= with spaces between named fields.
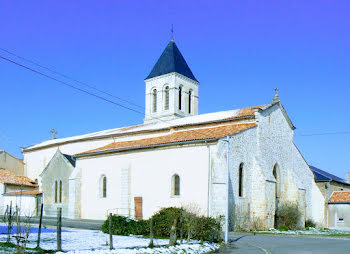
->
xmin=21 ymin=38 xmax=325 ymax=230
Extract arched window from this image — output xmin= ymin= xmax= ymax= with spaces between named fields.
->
xmin=59 ymin=180 xmax=62 ymax=203
xmin=164 ymin=86 xmax=169 ymax=110
xmin=188 ymin=89 xmax=192 ymax=114
xmin=178 ymin=86 xmax=182 ymax=110
xmin=100 ymin=175 xmax=107 ymax=198
xmin=171 ymin=174 xmax=180 ymax=196
xmin=152 ymin=89 xmax=157 ymax=113
xmin=54 ymin=181 xmax=58 ymax=203
xmin=238 ymin=163 xmax=244 ymax=197
xmin=273 ymin=164 xmax=281 ymax=198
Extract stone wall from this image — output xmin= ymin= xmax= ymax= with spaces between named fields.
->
xmin=209 ymin=103 xmax=325 ymax=230
xmin=40 ymin=150 xmax=75 ymax=218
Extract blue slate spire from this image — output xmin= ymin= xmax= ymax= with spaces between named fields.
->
xmin=146 ymin=39 xmax=198 ymax=82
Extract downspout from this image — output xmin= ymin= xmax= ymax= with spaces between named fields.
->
xmin=205 ymin=140 xmax=211 ymax=217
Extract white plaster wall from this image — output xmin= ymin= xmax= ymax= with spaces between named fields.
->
xmin=78 ymin=144 xmax=209 ymax=220
xmin=328 ymin=204 xmax=350 ymax=229
xmin=3 ymin=195 xmax=37 ymax=216
xmin=0 ymin=183 xmax=5 ymax=214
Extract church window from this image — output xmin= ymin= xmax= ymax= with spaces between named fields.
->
xmin=273 ymin=164 xmax=281 ymax=198
xmin=171 ymin=174 xmax=180 ymax=196
xmin=54 ymin=181 xmax=58 ymax=203
xmin=178 ymin=86 xmax=183 ymax=110
xmin=188 ymin=89 xmax=193 ymax=114
xmin=238 ymin=163 xmax=244 ymax=197
xmin=100 ymin=175 xmax=107 ymax=198
xmin=164 ymin=86 xmax=169 ymax=110
xmin=152 ymin=89 xmax=157 ymax=113
xmin=59 ymin=180 xmax=62 ymax=203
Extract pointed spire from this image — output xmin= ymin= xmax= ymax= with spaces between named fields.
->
xmin=272 ymin=87 xmax=280 ymax=104
xmin=145 ymin=39 xmax=198 ymax=82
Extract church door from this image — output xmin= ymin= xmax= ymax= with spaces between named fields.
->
xmin=134 ymin=197 xmax=143 ymax=220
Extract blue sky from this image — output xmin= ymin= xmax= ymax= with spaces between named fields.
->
xmin=1 ymin=1 xmax=349 ymax=178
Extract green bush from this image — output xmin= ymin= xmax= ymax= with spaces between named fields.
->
xmin=194 ymin=215 xmax=222 ymax=243
xmin=151 ymin=207 xmax=185 ymax=238
xmin=278 ymin=226 xmax=289 ymax=231
xmin=277 ymin=203 xmax=301 ymax=230
xmin=101 ymin=215 xmax=149 ymax=236
xmin=101 ymin=207 xmax=222 ymax=243
xmin=305 ymin=219 xmax=316 ymax=228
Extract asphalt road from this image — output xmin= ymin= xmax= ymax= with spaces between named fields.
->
xmin=0 ymin=215 xmax=105 ymax=230
xmin=220 ymin=233 xmax=350 ymax=254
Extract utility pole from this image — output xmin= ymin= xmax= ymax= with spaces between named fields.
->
xmin=223 ymin=136 xmax=230 ymax=244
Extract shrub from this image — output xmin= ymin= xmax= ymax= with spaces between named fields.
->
xmin=278 ymin=226 xmax=288 ymax=231
xmin=277 ymin=203 xmax=301 ymax=230
xmin=305 ymin=219 xmax=316 ymax=228
xmin=101 ymin=207 xmax=222 ymax=243
xmin=101 ymin=215 xmax=149 ymax=236
xmin=194 ymin=215 xmax=222 ymax=243
xmin=151 ymin=207 xmax=185 ymax=238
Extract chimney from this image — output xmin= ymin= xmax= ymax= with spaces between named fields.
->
xmin=346 ymin=172 xmax=350 ymax=184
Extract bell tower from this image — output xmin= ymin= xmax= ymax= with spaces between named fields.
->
xmin=144 ymin=39 xmax=199 ymax=123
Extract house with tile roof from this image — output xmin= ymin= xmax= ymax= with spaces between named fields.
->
xmin=328 ymin=191 xmax=350 ymax=229
xmin=310 ymin=166 xmax=350 ymax=228
xmin=0 ymin=168 xmax=39 ymax=216
xmin=21 ymin=39 xmax=325 ymax=230
xmin=0 ymin=151 xmax=39 ymax=216
xmin=0 ymin=150 xmax=25 ymax=176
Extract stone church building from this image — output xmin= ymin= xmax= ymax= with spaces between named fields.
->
xmin=22 ymin=39 xmax=325 ymax=230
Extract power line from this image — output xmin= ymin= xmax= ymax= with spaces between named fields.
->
xmin=0 ymin=53 xmax=183 ymax=127
xmin=0 ymin=54 xmax=144 ymax=115
xmin=2 ymin=52 xmax=350 ymax=139
xmin=296 ymin=131 xmax=350 ymax=137
xmin=0 ymin=47 xmax=144 ymax=110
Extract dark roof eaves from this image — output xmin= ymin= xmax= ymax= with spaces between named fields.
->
xmin=145 ymin=72 xmax=199 ymax=84
xmin=75 ymin=138 xmax=218 ymax=158
xmin=328 ymin=202 xmax=350 ymax=204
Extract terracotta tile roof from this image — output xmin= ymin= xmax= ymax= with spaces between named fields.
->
xmin=232 ymin=105 xmax=264 ymax=119
xmin=329 ymin=191 xmax=350 ymax=203
xmin=24 ymin=105 xmax=264 ymax=152
xmin=0 ymin=169 xmax=37 ymax=187
xmin=4 ymin=189 xmax=41 ymax=196
xmin=77 ymin=122 xmax=257 ymax=156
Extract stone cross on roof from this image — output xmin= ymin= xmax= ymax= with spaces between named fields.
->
xmin=272 ymin=87 xmax=280 ymax=103
xmin=50 ymin=128 xmax=58 ymax=139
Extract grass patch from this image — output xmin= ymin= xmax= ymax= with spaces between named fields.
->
xmin=0 ymin=241 xmax=57 ymax=253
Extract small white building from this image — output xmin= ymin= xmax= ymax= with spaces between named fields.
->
xmin=0 ymin=168 xmax=39 ymax=216
xmin=22 ymin=39 xmax=325 ymax=230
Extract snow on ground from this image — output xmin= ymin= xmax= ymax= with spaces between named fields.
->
xmin=57 ymin=243 xmax=219 ymax=254
xmin=256 ymin=227 xmax=350 ymax=235
xmin=0 ymin=224 xmax=219 ymax=253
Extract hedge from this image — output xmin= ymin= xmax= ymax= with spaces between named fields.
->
xmin=102 ymin=207 xmax=222 ymax=242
